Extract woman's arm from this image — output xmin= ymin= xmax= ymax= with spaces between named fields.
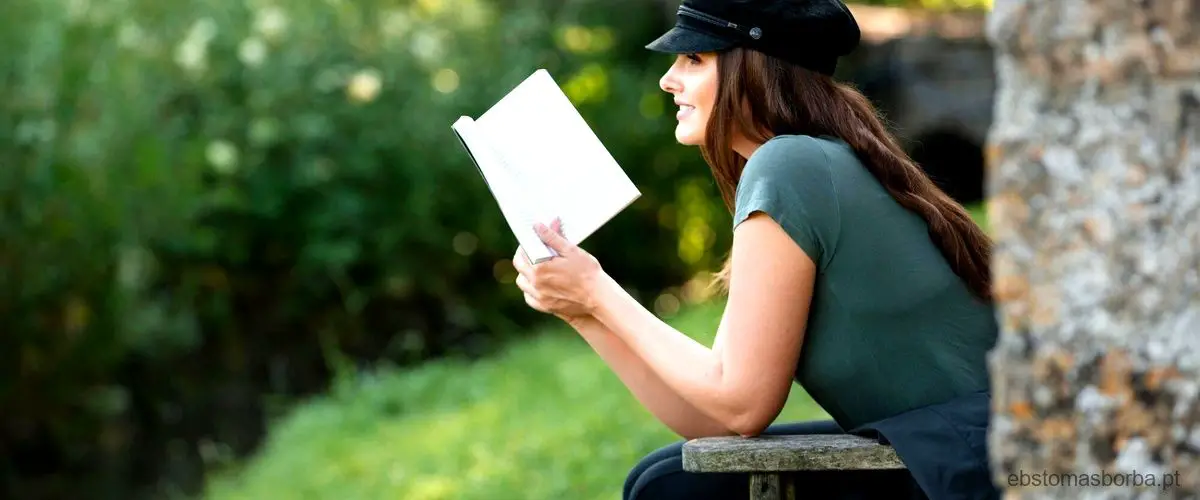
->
xmin=589 ymin=213 xmax=816 ymax=436
xmin=562 ymin=314 xmax=737 ymax=439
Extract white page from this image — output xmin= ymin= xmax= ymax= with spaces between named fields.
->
xmin=451 ymin=116 xmax=554 ymax=263
xmin=473 ymin=69 xmax=640 ymax=260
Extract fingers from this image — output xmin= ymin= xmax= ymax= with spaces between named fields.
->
xmin=513 ymin=242 xmax=558 ymax=317
xmin=523 ymin=292 xmax=547 ymax=313
xmin=512 ymin=248 xmax=526 ymax=273
xmin=517 ymin=274 xmax=551 ymax=314
xmin=515 ymin=273 xmax=535 ymax=296
xmin=513 ymin=246 xmax=538 ymax=278
xmin=514 ymin=247 xmax=547 ymax=285
xmin=534 ymin=218 xmax=572 ymax=254
xmin=516 ymin=271 xmax=555 ymax=302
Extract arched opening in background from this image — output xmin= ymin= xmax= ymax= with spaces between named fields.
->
xmin=909 ymin=129 xmax=985 ymax=206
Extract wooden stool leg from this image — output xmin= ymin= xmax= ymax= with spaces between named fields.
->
xmin=749 ymin=472 xmax=794 ymax=500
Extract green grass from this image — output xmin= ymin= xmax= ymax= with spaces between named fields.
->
xmin=203 ymin=300 xmax=827 ymax=500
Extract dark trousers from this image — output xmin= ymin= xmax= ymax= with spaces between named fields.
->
xmin=622 ymin=420 xmax=928 ymax=500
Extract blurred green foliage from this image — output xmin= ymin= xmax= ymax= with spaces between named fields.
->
xmin=1 ymin=0 xmax=737 ymax=497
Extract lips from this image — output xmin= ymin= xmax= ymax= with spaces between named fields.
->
xmin=676 ymin=101 xmax=695 ymax=119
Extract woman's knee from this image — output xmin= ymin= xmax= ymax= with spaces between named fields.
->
xmin=623 ymin=440 xmax=684 ymax=499
xmin=622 ymin=439 xmax=748 ymax=500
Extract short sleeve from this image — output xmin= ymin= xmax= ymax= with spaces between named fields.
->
xmin=732 ymin=135 xmax=842 ymax=269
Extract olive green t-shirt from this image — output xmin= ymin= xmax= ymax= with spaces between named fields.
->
xmin=732 ymin=134 xmax=998 ymax=431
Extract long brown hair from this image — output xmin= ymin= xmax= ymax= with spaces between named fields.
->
xmin=703 ymin=47 xmax=993 ymax=302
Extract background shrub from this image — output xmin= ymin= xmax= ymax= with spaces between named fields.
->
xmin=1 ymin=0 xmax=736 ymax=497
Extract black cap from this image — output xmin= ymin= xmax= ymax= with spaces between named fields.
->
xmin=645 ymin=0 xmax=861 ymax=76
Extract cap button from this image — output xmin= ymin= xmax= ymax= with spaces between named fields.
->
xmin=749 ymin=27 xmax=762 ymax=39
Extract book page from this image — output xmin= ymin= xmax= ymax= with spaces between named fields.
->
xmin=451 ymin=116 xmax=554 ymax=263
xmin=474 ymin=70 xmax=640 ymax=250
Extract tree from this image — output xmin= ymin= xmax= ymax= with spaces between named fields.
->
xmin=985 ymin=0 xmax=1200 ymax=498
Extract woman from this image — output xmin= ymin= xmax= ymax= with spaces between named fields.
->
xmin=512 ymin=0 xmax=1000 ymax=499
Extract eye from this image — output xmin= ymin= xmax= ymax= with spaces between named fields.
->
xmin=686 ymin=53 xmax=702 ymax=64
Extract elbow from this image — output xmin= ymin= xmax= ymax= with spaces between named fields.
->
xmin=725 ymin=406 xmax=778 ymax=438
xmin=679 ymin=428 xmax=739 ymax=440
xmin=727 ymin=415 xmax=770 ymax=438
xmin=714 ymin=383 xmax=787 ymax=438
xmin=707 ymin=366 xmax=788 ymax=437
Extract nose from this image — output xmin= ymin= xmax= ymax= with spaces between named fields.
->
xmin=659 ymin=66 xmax=680 ymax=95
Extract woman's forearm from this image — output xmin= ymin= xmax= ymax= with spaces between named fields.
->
xmin=564 ymin=314 xmax=736 ymax=439
xmin=588 ymin=274 xmax=760 ymax=435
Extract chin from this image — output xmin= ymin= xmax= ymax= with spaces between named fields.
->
xmin=674 ymin=125 xmax=704 ymax=146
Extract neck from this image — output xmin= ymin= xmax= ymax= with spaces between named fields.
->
xmin=732 ymin=135 xmax=763 ymax=160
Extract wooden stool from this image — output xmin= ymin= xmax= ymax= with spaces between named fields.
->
xmin=681 ymin=434 xmax=907 ymax=499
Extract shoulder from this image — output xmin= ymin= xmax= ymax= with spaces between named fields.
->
xmin=733 ymin=134 xmax=844 ymax=268
xmin=742 ymin=134 xmax=833 ymax=178
xmin=736 ymin=134 xmax=854 ymax=202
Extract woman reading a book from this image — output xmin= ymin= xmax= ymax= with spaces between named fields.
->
xmin=511 ymin=0 xmax=999 ymax=498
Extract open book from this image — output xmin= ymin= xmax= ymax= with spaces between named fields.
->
xmin=451 ymin=69 xmax=641 ymax=264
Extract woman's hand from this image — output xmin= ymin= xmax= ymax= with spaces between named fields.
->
xmin=512 ymin=218 xmax=605 ymax=321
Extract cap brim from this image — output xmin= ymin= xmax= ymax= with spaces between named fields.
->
xmin=645 ymin=25 xmax=737 ymax=54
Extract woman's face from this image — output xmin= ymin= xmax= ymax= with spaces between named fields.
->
xmin=659 ymin=52 xmax=718 ymax=146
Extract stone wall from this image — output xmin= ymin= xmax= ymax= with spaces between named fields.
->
xmin=985 ymin=0 xmax=1200 ymax=497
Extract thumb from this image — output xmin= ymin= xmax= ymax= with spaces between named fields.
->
xmin=534 ymin=218 xmax=574 ymax=254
